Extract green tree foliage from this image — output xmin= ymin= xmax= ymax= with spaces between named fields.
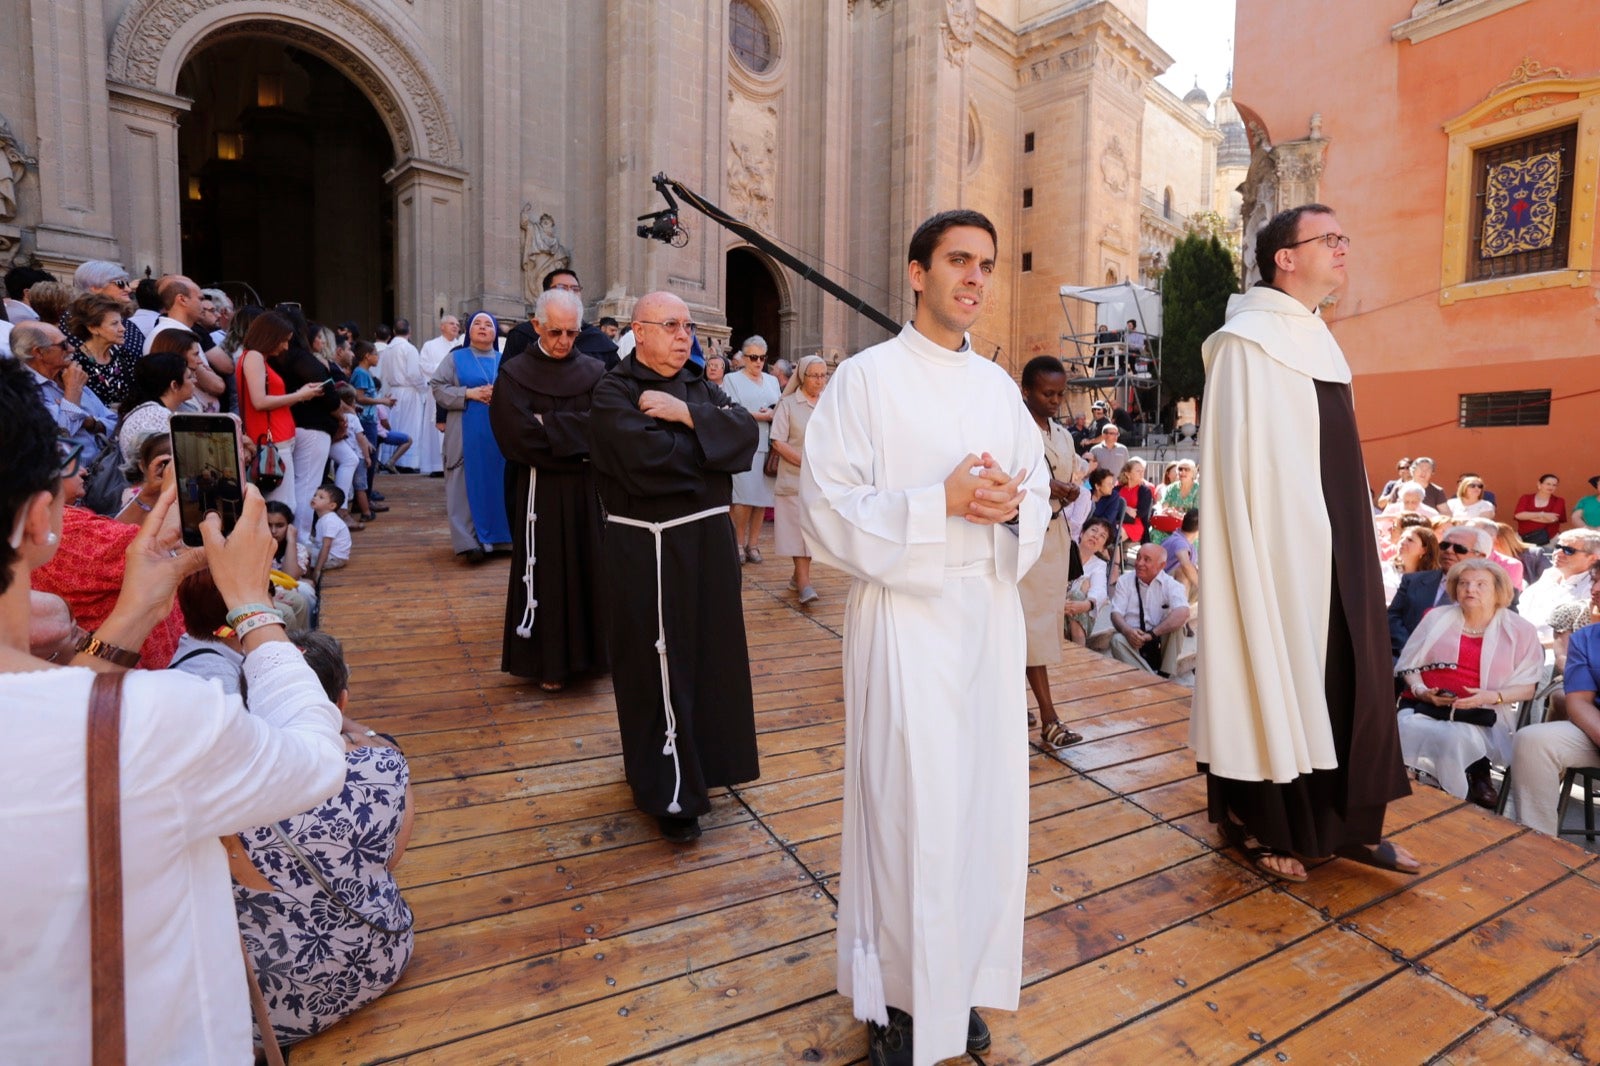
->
xmin=1160 ymin=232 xmax=1239 ymax=402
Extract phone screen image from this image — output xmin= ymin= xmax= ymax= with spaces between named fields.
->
xmin=170 ymin=414 xmax=245 ymax=547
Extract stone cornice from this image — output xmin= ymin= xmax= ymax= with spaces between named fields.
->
xmin=1392 ymin=0 xmax=1533 ymax=44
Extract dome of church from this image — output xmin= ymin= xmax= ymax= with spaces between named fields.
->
xmin=1183 ymin=82 xmax=1211 ymax=112
xmin=1219 ymin=120 xmax=1250 ymax=167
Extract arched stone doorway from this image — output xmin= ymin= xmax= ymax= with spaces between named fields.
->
xmin=177 ymin=40 xmax=394 ymax=324
xmin=106 ymin=0 xmax=467 ymax=328
xmin=725 ymin=246 xmax=785 ymax=358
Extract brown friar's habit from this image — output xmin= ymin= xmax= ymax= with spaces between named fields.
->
xmin=488 ymin=345 xmax=609 ymax=686
xmin=1190 ymin=286 xmax=1409 ymax=859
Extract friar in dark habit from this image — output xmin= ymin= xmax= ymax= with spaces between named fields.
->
xmin=488 ymin=286 xmax=609 ymax=691
xmin=588 ymin=289 xmax=761 ymax=844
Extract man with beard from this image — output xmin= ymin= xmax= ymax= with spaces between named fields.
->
xmin=588 ymin=290 xmax=758 ymax=844
xmin=800 ymin=209 xmax=1048 ymax=1066
xmin=489 ymin=288 xmax=608 ymax=691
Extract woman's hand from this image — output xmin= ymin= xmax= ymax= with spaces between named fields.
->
xmin=294 ymin=381 xmax=325 ymax=403
xmin=200 ymin=485 xmax=278 ymax=612
xmin=1450 ymin=686 xmax=1498 ymax=712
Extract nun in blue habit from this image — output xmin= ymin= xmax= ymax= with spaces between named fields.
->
xmin=428 ymin=310 xmax=512 ymax=561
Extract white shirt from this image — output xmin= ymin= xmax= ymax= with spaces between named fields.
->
xmin=313 ymin=509 xmax=353 ymax=562
xmin=4 ymin=297 xmax=38 ymax=323
xmin=0 ymin=318 xmax=11 ymax=357
xmin=129 ymin=307 xmax=160 ymax=337
xmin=0 ymin=646 xmax=344 ymax=1064
xmin=142 ymin=314 xmax=194 ymax=354
xmin=418 ymin=335 xmax=456 ymax=376
xmin=1518 ymin=564 xmax=1595 ymax=642
xmin=1111 ymin=569 xmax=1187 ymax=632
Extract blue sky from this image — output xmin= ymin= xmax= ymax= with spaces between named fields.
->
xmin=1147 ymin=0 xmax=1237 ymax=105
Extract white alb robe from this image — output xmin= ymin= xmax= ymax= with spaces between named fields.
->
xmin=383 ymin=336 xmax=429 ymax=463
xmin=415 ymin=335 xmax=454 ymax=474
xmin=800 ymin=323 xmax=1048 ymax=1066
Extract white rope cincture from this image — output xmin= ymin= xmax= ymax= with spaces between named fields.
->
xmin=515 ymin=467 xmax=539 ymax=638
xmin=605 ymin=505 xmax=731 ymax=815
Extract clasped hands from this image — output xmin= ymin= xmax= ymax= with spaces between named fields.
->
xmin=1413 ymin=685 xmax=1496 ymax=711
xmin=945 ymin=452 xmax=1027 ymax=525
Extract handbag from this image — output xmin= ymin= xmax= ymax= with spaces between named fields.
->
xmin=763 ymin=448 xmax=781 ymax=478
xmin=81 ymin=438 xmax=130 ymax=517
xmin=251 ymin=432 xmax=287 ymax=493
xmin=1402 ymin=696 xmax=1498 ymax=728
xmin=87 ymin=671 xmax=285 ymax=1066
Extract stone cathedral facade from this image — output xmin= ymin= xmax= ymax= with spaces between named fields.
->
xmin=0 ymin=0 xmax=1232 ymax=371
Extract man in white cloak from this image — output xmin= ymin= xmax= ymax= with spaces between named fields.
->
xmin=382 ymin=318 xmax=428 ymax=472
xmin=800 ymin=209 xmax=1049 ymax=1066
xmin=415 ymin=316 xmax=459 ymax=476
xmin=1190 ymin=203 xmax=1416 ymax=883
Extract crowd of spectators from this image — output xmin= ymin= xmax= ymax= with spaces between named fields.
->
xmin=0 ymin=263 xmax=427 ymax=1059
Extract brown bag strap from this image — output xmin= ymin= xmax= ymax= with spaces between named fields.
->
xmin=86 ymin=671 xmax=127 ymax=1066
xmin=240 ymin=933 xmax=286 ymax=1066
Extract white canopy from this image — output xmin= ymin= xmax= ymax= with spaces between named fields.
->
xmin=1058 ymin=281 xmax=1162 ymax=336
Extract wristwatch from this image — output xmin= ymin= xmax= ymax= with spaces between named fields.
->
xmin=74 ymin=629 xmax=142 ymax=668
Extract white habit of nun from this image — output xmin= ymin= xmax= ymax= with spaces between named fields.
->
xmin=799 ymin=323 xmax=1049 ymax=1066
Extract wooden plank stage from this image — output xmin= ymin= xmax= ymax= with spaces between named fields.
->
xmin=295 ymin=476 xmax=1600 ymax=1065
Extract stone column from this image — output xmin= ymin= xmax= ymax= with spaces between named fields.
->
xmin=817 ymin=0 xmax=855 ymax=360
xmin=465 ymin=0 xmax=524 ymax=322
xmin=29 ymin=0 xmax=123 ymax=269
xmin=386 ymin=160 xmax=469 ymax=331
xmin=105 ymin=84 xmax=189 ymax=278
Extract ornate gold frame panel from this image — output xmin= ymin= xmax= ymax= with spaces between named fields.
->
xmin=1438 ymin=68 xmax=1600 ymax=306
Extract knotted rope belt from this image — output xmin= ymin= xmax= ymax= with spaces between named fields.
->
xmin=604 ymin=504 xmax=731 ymax=814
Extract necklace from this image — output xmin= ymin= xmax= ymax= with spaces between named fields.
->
xmin=1461 ymin=624 xmax=1487 ymax=637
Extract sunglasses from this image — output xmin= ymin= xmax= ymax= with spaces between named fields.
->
xmin=1556 ymin=544 xmax=1591 ymax=556
xmin=1440 ymin=542 xmax=1477 ymax=555
xmin=59 ymin=440 xmax=84 ymax=479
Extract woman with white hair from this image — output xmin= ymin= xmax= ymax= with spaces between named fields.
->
xmin=769 ymin=354 xmax=828 ymax=603
xmin=1396 ymin=559 xmax=1543 ymax=808
xmin=720 ymin=334 xmax=781 ymax=563
xmin=1151 ymin=458 xmax=1198 ymax=545
xmin=1380 ymin=481 xmax=1439 ymax=520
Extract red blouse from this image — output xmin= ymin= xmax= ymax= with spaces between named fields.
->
xmin=237 ymin=350 xmax=297 ymax=444
xmin=32 ymin=506 xmax=186 ymax=668
xmin=1419 ymin=634 xmax=1482 ymax=698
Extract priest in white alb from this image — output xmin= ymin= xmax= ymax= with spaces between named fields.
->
xmin=415 ymin=315 xmax=459 ymax=476
xmin=800 ymin=210 xmax=1048 ymax=1066
xmin=1190 ymin=203 xmax=1417 ymax=884
xmin=382 ymin=318 xmax=428 ymax=472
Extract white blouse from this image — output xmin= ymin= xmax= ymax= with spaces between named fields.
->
xmin=0 ymin=643 xmax=345 ymax=1064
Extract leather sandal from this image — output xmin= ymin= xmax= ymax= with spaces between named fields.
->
xmin=1040 ymin=720 xmax=1084 ymax=750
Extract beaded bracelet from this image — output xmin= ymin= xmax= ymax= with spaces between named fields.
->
xmin=225 ymin=603 xmax=276 ymax=628
xmin=233 ymin=612 xmax=287 ymax=639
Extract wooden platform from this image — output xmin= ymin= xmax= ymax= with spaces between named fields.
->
xmin=295 ymin=475 xmax=1600 ymax=1065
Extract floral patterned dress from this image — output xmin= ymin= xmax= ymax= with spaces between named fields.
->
xmin=234 ymin=745 xmax=414 ymax=1046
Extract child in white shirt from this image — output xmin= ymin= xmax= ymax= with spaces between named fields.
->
xmin=310 ymin=484 xmax=353 ymax=579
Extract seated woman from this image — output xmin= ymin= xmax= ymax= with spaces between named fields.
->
xmin=231 ymin=630 xmax=415 ymax=1049
xmin=1065 ymin=517 xmax=1115 ymax=651
xmin=1396 ymin=559 xmax=1543 ymax=808
xmin=115 ymin=343 xmax=197 ymax=458
xmin=1446 ymin=476 xmax=1496 ymax=520
xmin=1150 ymin=458 xmax=1198 ymax=545
xmin=1116 ymin=457 xmax=1154 ymax=548
xmin=1380 ymin=481 xmax=1439 ymax=520
xmin=1384 ymin=524 xmax=1439 ymax=605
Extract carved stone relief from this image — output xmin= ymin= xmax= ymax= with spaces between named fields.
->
xmin=727 ymin=96 xmax=777 ymax=232
xmin=520 ymin=204 xmax=572 ymax=308
xmin=0 ymin=116 xmax=36 ymax=268
xmin=942 ymin=0 xmax=977 ymax=68
xmin=107 ymin=0 xmax=461 ymax=166
xmin=1100 ymin=136 xmax=1130 ymax=195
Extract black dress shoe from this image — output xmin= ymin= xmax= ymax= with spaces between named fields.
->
xmin=968 ymin=1008 xmax=990 ymax=1053
xmin=867 ymin=1007 xmax=912 ymax=1066
xmin=459 ymin=548 xmax=487 ymax=564
xmin=1466 ymin=769 xmax=1499 ymax=810
xmin=656 ymin=814 xmax=701 ymax=843
xmin=429 ymin=471 xmax=445 ymax=478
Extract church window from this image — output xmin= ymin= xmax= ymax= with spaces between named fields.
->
xmin=1021 ymin=252 xmax=1033 ymax=273
xmin=729 ymin=1 xmax=776 ymax=74
xmin=1024 ymin=131 xmax=1035 ymax=153
xmin=1022 ymin=187 xmax=1033 ymax=209
xmin=1163 ymin=187 xmax=1174 ymax=220
xmin=1458 ymin=389 xmax=1551 ymax=428
xmin=1466 ymin=124 xmax=1575 ymax=282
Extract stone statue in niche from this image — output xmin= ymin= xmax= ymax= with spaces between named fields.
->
xmin=0 ymin=117 xmax=36 ymax=222
xmin=520 ymin=204 xmax=572 ymax=308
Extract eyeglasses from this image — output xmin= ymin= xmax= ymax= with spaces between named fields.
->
xmin=59 ymin=440 xmax=84 ymax=479
xmin=1556 ymin=544 xmax=1592 ymax=556
xmin=1287 ymin=232 xmax=1351 ymax=250
xmin=637 ymin=318 xmax=697 ymax=336
xmin=36 ymin=341 xmax=69 ymax=354
xmin=551 ymin=283 xmax=583 ymax=294
xmin=745 ymin=354 xmax=766 ymax=362
xmin=111 ymin=279 xmax=132 ymax=289
xmin=1440 ymin=542 xmax=1478 ymax=555
xmin=541 ymin=328 xmax=581 ymax=339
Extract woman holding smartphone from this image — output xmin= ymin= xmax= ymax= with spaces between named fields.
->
xmin=237 ymin=312 xmax=325 ymax=519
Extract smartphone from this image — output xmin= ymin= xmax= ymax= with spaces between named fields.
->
xmin=321 ymin=378 xmax=337 ymax=396
xmin=170 ymin=412 xmax=246 ymax=547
